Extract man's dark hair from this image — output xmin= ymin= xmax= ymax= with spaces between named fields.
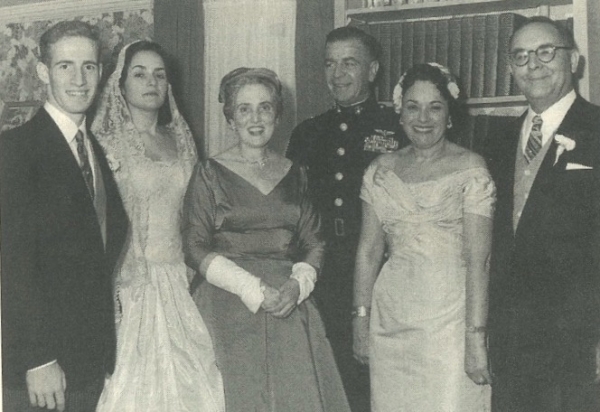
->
xmin=326 ymin=26 xmax=381 ymax=62
xmin=510 ymin=16 xmax=577 ymax=50
xmin=39 ymin=20 xmax=100 ymax=66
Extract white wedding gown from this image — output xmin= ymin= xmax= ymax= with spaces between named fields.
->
xmin=95 ymin=131 xmax=225 ymax=412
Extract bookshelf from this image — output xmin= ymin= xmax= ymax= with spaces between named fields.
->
xmin=344 ymin=0 xmax=571 ymax=23
xmin=334 ymin=0 xmax=600 ymax=113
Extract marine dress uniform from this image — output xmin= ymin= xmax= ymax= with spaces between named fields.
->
xmin=286 ymin=96 xmax=404 ymax=412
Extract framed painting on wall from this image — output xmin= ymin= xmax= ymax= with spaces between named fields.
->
xmin=0 ymin=101 xmax=42 ymax=133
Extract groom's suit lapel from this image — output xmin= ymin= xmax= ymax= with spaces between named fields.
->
xmin=89 ymin=131 xmax=128 ymax=265
xmin=36 ymin=109 xmax=105 ymax=250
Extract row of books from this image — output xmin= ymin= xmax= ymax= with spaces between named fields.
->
xmin=453 ymin=114 xmax=516 ymax=155
xmin=363 ymin=0 xmax=461 ymax=6
xmin=354 ymin=13 xmax=572 ymax=101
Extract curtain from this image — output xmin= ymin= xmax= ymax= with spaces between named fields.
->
xmin=154 ymin=0 xmax=205 ymax=157
xmin=295 ymin=0 xmax=334 ymax=125
xmin=203 ymin=0 xmax=296 ymax=157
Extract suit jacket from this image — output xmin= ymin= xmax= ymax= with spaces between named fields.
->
xmin=487 ymin=96 xmax=600 ymax=381
xmin=0 ymin=108 xmax=128 ymax=389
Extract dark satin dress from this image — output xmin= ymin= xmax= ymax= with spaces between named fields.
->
xmin=183 ymin=159 xmax=350 ymax=412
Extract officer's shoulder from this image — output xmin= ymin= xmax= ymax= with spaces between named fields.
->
xmin=305 ymin=107 xmax=336 ymax=123
xmin=292 ymin=109 xmax=335 ymax=132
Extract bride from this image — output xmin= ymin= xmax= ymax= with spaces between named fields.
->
xmin=91 ymin=40 xmax=225 ymax=412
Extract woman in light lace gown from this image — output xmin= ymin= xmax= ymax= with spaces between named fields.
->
xmin=353 ymin=63 xmax=495 ymax=412
xmin=91 ymin=41 xmax=225 ymax=412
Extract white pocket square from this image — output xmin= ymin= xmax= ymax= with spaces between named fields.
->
xmin=565 ymin=162 xmax=593 ymax=170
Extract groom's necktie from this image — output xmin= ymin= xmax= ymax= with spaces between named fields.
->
xmin=75 ymin=130 xmax=95 ymax=200
xmin=524 ymin=115 xmax=543 ymax=163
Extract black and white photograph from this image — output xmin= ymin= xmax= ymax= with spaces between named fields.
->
xmin=1 ymin=0 xmax=599 ymax=411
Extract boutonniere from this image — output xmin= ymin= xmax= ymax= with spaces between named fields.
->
xmin=106 ymin=153 xmax=121 ymax=172
xmin=554 ymin=134 xmax=576 ymax=165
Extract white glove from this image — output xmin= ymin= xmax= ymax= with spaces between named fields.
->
xmin=290 ymin=262 xmax=317 ymax=304
xmin=205 ymin=255 xmax=265 ymax=313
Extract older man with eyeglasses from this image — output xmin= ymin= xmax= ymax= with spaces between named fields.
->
xmin=486 ymin=16 xmax=600 ymax=412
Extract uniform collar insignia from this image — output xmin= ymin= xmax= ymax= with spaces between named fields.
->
xmin=334 ymin=96 xmax=374 ymax=116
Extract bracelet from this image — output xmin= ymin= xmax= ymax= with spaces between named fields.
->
xmin=351 ymin=306 xmax=371 ymax=318
xmin=465 ymin=325 xmax=487 ymax=333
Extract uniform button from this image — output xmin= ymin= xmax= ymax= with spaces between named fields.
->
xmin=334 ymin=198 xmax=343 ymax=207
xmin=339 ymin=123 xmax=348 ymax=132
xmin=524 ymin=170 xmax=531 ymax=176
xmin=335 ymin=172 xmax=344 ymax=181
xmin=337 ymin=147 xmax=346 ymax=156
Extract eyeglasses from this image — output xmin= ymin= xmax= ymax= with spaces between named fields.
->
xmin=509 ymin=45 xmax=572 ymax=67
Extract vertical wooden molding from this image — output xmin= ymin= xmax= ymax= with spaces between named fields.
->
xmin=334 ymin=0 xmax=347 ymax=28
xmin=583 ymin=0 xmax=600 ymax=104
xmin=572 ymin=0 xmax=589 ymax=100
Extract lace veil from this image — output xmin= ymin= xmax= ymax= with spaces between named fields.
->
xmin=91 ymin=41 xmax=198 ymax=290
xmin=91 ymin=41 xmax=197 ymax=164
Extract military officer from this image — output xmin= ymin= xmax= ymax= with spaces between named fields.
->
xmin=286 ymin=26 xmax=406 ymax=412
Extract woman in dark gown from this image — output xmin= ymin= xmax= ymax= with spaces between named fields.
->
xmin=183 ymin=67 xmax=350 ymax=412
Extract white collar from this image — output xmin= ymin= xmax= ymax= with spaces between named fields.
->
xmin=527 ymin=90 xmax=576 ymax=135
xmin=522 ymin=90 xmax=576 ymax=150
xmin=44 ymin=102 xmax=86 ymax=142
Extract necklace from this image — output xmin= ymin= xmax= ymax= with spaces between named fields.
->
xmin=245 ymin=155 xmax=269 ymax=168
xmin=228 ymin=153 xmax=270 ymax=168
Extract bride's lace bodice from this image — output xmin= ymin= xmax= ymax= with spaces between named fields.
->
xmin=99 ymin=127 xmax=197 ymax=286
xmin=123 ymin=152 xmax=195 ymax=263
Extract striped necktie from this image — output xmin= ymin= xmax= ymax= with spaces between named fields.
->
xmin=524 ymin=115 xmax=543 ymax=163
xmin=75 ymin=130 xmax=94 ymax=200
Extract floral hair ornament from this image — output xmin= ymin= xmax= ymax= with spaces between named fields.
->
xmin=554 ymin=134 xmax=576 ymax=165
xmin=392 ymin=62 xmax=461 ymax=114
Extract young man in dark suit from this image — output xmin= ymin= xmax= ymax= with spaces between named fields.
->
xmin=1 ymin=20 xmax=127 ymax=411
xmin=487 ymin=16 xmax=600 ymax=412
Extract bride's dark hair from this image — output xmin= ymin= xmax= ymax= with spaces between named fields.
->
xmin=119 ymin=41 xmax=170 ymax=86
xmin=118 ymin=40 xmax=173 ymax=126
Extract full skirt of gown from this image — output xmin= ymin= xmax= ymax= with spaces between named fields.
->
xmin=95 ymin=154 xmax=225 ymax=412
xmin=185 ymin=160 xmax=351 ymax=412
